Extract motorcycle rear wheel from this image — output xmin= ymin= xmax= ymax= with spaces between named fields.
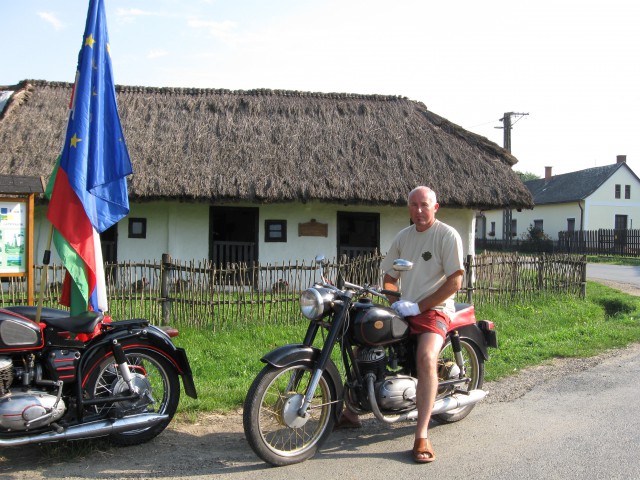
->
xmin=243 ymin=362 xmax=338 ymax=466
xmin=433 ymin=338 xmax=484 ymax=423
xmin=83 ymin=347 xmax=180 ymax=445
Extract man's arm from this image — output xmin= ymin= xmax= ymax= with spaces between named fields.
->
xmin=383 ymin=273 xmax=399 ymax=303
xmin=415 ymin=270 xmax=463 ymax=313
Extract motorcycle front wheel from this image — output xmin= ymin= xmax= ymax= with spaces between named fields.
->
xmin=83 ymin=347 xmax=180 ymax=445
xmin=433 ymin=338 xmax=484 ymax=423
xmin=243 ymin=362 xmax=338 ymax=466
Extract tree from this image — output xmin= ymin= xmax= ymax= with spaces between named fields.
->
xmin=515 ymin=171 xmax=540 ymax=182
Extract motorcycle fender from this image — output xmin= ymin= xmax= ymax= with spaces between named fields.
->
xmin=455 ymin=324 xmax=491 ymax=360
xmin=79 ymin=323 xmax=197 ymax=399
xmin=261 ymin=344 xmax=343 ymax=403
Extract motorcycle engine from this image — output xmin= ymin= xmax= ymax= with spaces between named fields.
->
xmin=0 ymin=357 xmax=66 ymax=431
xmin=0 ymin=357 xmax=13 ymax=396
xmin=356 ymin=348 xmax=417 ymax=411
xmin=376 ymin=375 xmax=417 ymax=411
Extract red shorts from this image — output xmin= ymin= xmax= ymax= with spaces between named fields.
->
xmin=408 ymin=310 xmax=450 ymax=340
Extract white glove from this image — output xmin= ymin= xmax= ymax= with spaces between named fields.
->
xmin=392 ymin=300 xmax=420 ymax=317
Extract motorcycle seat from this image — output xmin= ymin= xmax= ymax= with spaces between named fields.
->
xmin=1 ymin=306 xmax=103 ymax=334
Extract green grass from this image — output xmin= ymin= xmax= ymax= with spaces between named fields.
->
xmin=170 ymin=281 xmax=640 ymax=416
xmin=586 ymin=255 xmax=640 ymax=266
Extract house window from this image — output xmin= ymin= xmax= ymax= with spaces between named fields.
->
xmin=265 ymin=220 xmax=287 ymax=242
xmin=625 ymin=185 xmax=631 ymax=199
xmin=489 ymin=221 xmax=496 ymax=237
xmin=128 ymin=218 xmax=146 ymax=239
xmin=533 ymin=219 xmax=543 ymax=232
xmin=567 ymin=218 xmax=575 ymax=232
xmin=510 ymin=219 xmax=517 ymax=237
xmin=615 ymin=184 xmax=621 ymax=199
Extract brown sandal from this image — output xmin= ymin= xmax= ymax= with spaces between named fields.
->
xmin=412 ymin=438 xmax=436 ymax=463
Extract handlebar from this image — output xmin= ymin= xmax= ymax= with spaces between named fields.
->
xmin=318 ymin=280 xmax=400 ymax=302
xmin=380 ymin=289 xmax=400 ymax=298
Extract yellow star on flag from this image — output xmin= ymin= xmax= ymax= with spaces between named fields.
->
xmin=70 ymin=134 xmax=82 ymax=147
xmin=85 ymin=34 xmax=96 ymax=48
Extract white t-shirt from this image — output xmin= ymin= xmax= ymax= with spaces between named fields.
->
xmin=380 ymin=220 xmax=464 ymax=315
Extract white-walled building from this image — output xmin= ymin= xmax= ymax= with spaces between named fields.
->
xmin=479 ymin=156 xmax=639 ymax=240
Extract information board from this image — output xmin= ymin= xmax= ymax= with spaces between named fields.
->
xmin=0 ymin=200 xmax=27 ymax=274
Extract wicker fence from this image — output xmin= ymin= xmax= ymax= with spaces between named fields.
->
xmin=1 ymin=252 xmax=586 ymax=329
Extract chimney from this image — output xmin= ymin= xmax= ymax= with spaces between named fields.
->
xmin=545 ymin=166 xmax=552 ymax=180
xmin=617 ymin=155 xmax=626 ymax=164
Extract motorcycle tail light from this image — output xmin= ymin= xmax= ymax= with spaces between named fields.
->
xmin=478 ymin=320 xmax=498 ymax=348
xmin=160 ymin=326 xmax=180 ymax=338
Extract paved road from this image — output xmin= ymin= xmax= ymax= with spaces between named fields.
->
xmin=587 ymin=263 xmax=640 ymax=287
xmin=3 ymin=343 xmax=640 ymax=479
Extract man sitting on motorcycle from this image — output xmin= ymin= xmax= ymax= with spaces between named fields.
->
xmin=381 ymin=185 xmax=464 ymax=463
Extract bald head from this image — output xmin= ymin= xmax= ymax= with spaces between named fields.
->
xmin=408 ymin=186 xmax=437 ymax=206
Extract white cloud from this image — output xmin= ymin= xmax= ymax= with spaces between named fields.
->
xmin=147 ymin=49 xmax=170 ymax=59
xmin=187 ymin=18 xmax=239 ymax=44
xmin=37 ymin=11 xmax=64 ymax=31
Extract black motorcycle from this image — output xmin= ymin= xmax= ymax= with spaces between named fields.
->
xmin=243 ymin=256 xmax=496 ymax=466
xmin=0 ymin=306 xmax=196 ymax=447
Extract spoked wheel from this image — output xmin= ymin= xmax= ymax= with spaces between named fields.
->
xmin=83 ymin=347 xmax=180 ymax=445
xmin=433 ymin=338 xmax=484 ymax=423
xmin=243 ymin=362 xmax=338 ymax=466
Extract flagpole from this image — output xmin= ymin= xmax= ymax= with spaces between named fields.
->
xmin=35 ymin=224 xmax=54 ymax=323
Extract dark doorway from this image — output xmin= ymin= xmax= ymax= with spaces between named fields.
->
xmin=614 ymin=214 xmax=628 ymax=254
xmin=337 ymin=212 xmax=380 ymax=259
xmin=100 ymin=224 xmax=118 ymax=263
xmin=100 ymin=223 xmax=118 ymax=282
xmin=209 ymin=206 xmax=259 ymax=266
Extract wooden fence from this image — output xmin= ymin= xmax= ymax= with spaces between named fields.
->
xmin=477 ymin=229 xmax=640 ymax=257
xmin=1 ymin=252 xmax=586 ymax=329
xmin=557 ymin=229 xmax=640 ymax=256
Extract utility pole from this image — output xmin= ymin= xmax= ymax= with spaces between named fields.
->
xmin=496 ymin=112 xmax=529 ymax=153
xmin=495 ymin=112 xmax=528 ymax=246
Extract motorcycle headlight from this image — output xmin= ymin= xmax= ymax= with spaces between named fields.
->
xmin=300 ymin=287 xmax=333 ymax=320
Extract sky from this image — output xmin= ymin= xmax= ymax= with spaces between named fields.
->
xmin=2 ymin=0 xmax=639 ymax=178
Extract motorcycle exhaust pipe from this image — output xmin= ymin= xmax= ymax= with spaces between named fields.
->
xmin=365 ymin=374 xmax=486 ymax=424
xmin=0 ymin=413 xmax=169 ymax=447
xmin=431 ymin=389 xmax=487 ymax=415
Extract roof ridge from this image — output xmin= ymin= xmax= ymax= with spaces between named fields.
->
xmin=22 ymin=79 xmax=408 ymax=102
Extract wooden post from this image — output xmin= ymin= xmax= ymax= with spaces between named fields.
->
xmin=580 ymin=254 xmax=587 ymax=298
xmin=465 ymin=254 xmax=473 ymax=304
xmin=537 ymin=253 xmax=545 ymax=291
xmin=161 ymin=253 xmax=171 ymax=326
xmin=26 ymin=193 xmax=35 ymax=305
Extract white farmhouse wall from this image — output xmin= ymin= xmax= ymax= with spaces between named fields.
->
xmin=478 ymin=209 xmax=512 ymax=240
xmin=584 ymin=168 xmax=640 ymax=230
xmin=32 ymin=202 xmax=476 ymax=266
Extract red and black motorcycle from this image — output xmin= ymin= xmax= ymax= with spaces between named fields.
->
xmin=0 ymin=305 xmax=196 ymax=447
xmin=243 ymin=257 xmax=496 ymax=466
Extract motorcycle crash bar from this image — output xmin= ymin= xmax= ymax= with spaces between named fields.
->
xmin=0 ymin=413 xmax=168 ymax=447
xmin=365 ymin=374 xmax=486 ymax=424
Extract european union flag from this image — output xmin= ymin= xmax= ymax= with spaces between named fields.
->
xmin=58 ymin=0 xmax=132 ymax=233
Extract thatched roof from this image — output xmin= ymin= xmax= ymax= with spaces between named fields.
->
xmin=0 ymin=80 xmax=533 ymax=209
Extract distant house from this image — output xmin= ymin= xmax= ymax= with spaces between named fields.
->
xmin=479 ymin=156 xmax=639 ymax=241
xmin=0 ymin=80 xmax=532 ymax=267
